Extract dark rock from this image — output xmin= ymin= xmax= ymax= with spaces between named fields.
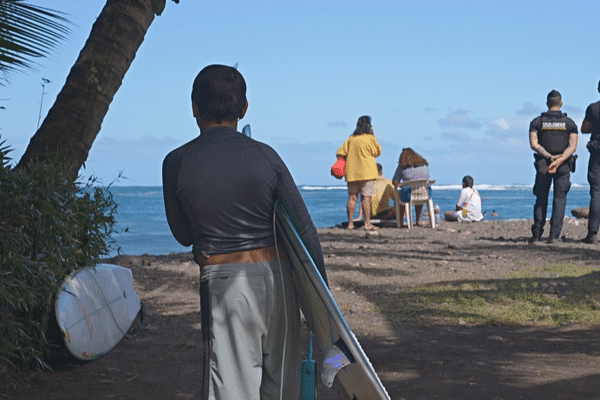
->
xmin=571 ymin=207 xmax=589 ymax=219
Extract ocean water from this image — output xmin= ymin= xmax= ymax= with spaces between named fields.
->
xmin=107 ymin=184 xmax=592 ymax=257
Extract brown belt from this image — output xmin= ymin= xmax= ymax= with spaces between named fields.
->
xmin=194 ymin=245 xmax=288 ymax=268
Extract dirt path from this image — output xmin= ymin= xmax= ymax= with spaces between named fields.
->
xmin=3 ymin=219 xmax=600 ymax=399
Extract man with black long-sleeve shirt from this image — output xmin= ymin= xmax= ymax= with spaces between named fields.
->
xmin=163 ymin=65 xmax=326 ymax=400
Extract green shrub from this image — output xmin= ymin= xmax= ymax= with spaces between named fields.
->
xmin=0 ymin=139 xmax=118 ymax=373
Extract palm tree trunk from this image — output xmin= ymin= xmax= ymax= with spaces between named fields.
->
xmin=16 ymin=0 xmax=155 ymax=179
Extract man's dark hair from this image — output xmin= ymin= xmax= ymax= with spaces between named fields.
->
xmin=462 ymin=175 xmax=474 ymax=188
xmin=597 ymin=79 xmax=600 ymax=93
xmin=377 ymin=163 xmax=383 ymax=174
xmin=546 ymin=89 xmax=562 ymax=107
xmin=191 ymin=65 xmax=247 ymax=123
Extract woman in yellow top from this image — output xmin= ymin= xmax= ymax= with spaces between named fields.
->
xmin=336 ymin=115 xmax=382 ymax=230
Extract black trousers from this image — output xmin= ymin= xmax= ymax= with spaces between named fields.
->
xmin=588 ymin=150 xmax=600 ymax=235
xmin=532 ymin=160 xmax=571 ymax=239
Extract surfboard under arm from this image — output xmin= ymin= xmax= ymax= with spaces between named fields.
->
xmin=275 ymin=203 xmax=390 ymax=400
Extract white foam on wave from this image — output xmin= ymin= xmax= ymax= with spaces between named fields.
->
xmin=571 ymin=183 xmax=589 ymax=190
xmin=432 ymin=184 xmax=463 ymax=191
xmin=416 ymin=184 xmax=534 ymax=191
xmin=113 ymin=190 xmax=162 ymax=197
xmin=300 ymin=185 xmax=346 ymax=191
xmin=300 ymin=184 xmax=541 ymax=191
xmin=474 ymin=184 xmax=532 ymax=191
xmin=432 ymin=183 xmax=590 ymax=191
xmin=435 ymin=184 xmax=534 ymax=191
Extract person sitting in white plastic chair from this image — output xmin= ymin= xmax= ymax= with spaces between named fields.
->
xmin=392 ymin=148 xmax=431 ymax=227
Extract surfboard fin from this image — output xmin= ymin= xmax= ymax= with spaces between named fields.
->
xmin=301 ymin=331 xmax=317 ymax=400
xmin=321 ymin=339 xmax=355 ymax=388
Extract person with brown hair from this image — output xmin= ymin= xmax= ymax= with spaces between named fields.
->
xmin=392 ymin=148 xmax=431 ymax=227
xmin=336 ymin=115 xmax=382 ymax=230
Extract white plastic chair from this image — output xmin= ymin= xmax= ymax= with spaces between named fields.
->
xmin=394 ymin=179 xmax=436 ymax=229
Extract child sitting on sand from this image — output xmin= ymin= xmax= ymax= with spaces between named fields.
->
xmin=445 ymin=175 xmax=484 ymax=222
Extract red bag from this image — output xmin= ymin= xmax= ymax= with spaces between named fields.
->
xmin=330 ymin=157 xmax=346 ymax=179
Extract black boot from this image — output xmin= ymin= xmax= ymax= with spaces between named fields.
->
xmin=582 ymin=233 xmax=598 ymax=244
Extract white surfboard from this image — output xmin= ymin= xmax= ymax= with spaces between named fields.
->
xmin=275 ymin=203 xmax=390 ymax=399
xmin=54 ymin=263 xmax=141 ymax=361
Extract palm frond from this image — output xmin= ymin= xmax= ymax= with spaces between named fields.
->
xmin=0 ymin=0 xmax=71 ymax=81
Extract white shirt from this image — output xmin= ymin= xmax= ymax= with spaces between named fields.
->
xmin=457 ymin=187 xmax=483 ymax=222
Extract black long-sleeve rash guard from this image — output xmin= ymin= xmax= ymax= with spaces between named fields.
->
xmin=162 ymin=126 xmax=327 ymax=283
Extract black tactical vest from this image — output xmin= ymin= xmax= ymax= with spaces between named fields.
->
xmin=538 ymin=113 xmax=570 ymax=155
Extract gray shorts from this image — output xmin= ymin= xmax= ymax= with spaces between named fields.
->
xmin=347 ymin=180 xmax=376 ymax=197
xmin=199 ymin=259 xmax=300 ymax=400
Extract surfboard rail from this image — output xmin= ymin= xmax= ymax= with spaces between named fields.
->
xmin=275 ymin=203 xmax=390 ymax=400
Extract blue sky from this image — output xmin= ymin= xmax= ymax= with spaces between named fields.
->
xmin=2 ymin=0 xmax=600 ymax=186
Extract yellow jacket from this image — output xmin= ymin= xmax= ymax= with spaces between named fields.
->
xmin=336 ymin=134 xmax=382 ymax=182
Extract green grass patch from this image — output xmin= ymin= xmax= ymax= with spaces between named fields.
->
xmin=392 ymin=263 xmax=600 ymax=326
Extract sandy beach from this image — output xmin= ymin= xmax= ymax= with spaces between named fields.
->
xmin=3 ymin=217 xmax=600 ymax=399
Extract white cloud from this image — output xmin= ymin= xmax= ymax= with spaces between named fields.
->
xmin=486 ymin=116 xmax=530 ymax=138
xmin=491 ymin=117 xmax=509 ymax=130
xmin=441 ymin=131 xmax=470 ymax=141
xmin=327 ymin=121 xmax=348 ymax=128
xmin=563 ymin=105 xmax=584 ymax=115
xmin=516 ymin=102 xmax=541 ymax=116
xmin=438 ymin=109 xmax=480 ymax=129
xmin=506 ymin=137 xmax=523 ymax=146
xmin=83 ymin=136 xmax=186 ymax=186
xmin=441 ymin=155 xmax=457 ymax=164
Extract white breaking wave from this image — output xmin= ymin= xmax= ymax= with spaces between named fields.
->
xmin=571 ymin=183 xmax=590 ymax=190
xmin=434 ymin=184 xmax=533 ymax=191
xmin=300 ymin=184 xmax=531 ymax=191
xmin=300 ymin=183 xmax=590 ymax=191
xmin=114 ymin=191 xmax=162 ymax=197
xmin=300 ymin=185 xmax=347 ymax=190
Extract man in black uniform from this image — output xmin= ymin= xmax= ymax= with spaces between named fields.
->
xmin=528 ymin=90 xmax=578 ymax=243
xmin=581 ymin=80 xmax=600 ymax=244
xmin=162 ymin=65 xmax=327 ymax=399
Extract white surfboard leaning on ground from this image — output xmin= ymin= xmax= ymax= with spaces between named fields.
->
xmin=55 ymin=263 xmax=141 ymax=361
xmin=275 ymin=203 xmax=390 ymax=400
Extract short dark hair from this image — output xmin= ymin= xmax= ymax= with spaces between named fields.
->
xmin=597 ymin=80 xmax=600 ymax=93
xmin=353 ymin=115 xmax=373 ymax=135
xmin=377 ymin=163 xmax=383 ymax=174
xmin=462 ymin=175 xmax=474 ymax=188
xmin=546 ymin=89 xmax=562 ymax=107
xmin=191 ymin=65 xmax=247 ymax=123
